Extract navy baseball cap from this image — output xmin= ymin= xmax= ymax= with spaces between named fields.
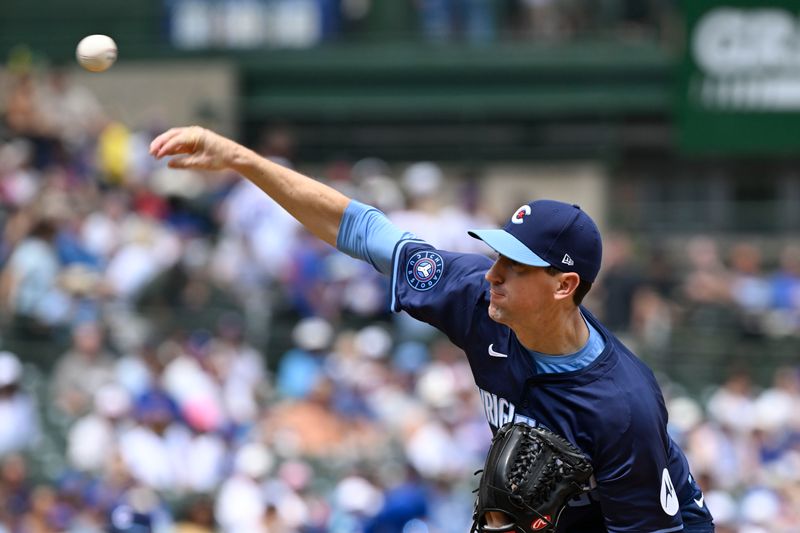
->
xmin=468 ymin=199 xmax=603 ymax=283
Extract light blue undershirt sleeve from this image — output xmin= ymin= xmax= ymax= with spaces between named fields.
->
xmin=529 ymin=314 xmax=606 ymax=374
xmin=336 ymin=200 xmax=416 ymax=275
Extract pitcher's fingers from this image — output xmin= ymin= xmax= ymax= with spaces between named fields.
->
xmin=167 ymin=154 xmax=207 ymax=169
xmin=150 ymin=128 xmax=189 ymax=159
xmin=166 ymin=154 xmax=191 ymax=168
xmin=149 ymin=127 xmax=184 ymax=156
xmin=159 ymin=131 xmax=199 ymax=158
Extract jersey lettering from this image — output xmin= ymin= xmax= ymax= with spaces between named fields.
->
xmin=479 ymin=389 xmax=536 ymax=429
xmin=480 ymin=389 xmax=517 ymax=427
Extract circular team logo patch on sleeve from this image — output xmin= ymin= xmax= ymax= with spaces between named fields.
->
xmin=406 ymin=251 xmax=444 ymax=291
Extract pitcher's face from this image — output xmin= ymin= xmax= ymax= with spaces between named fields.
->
xmin=485 ymin=255 xmax=559 ymax=329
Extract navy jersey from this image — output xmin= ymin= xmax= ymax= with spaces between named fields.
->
xmin=391 ymin=241 xmax=713 ymax=533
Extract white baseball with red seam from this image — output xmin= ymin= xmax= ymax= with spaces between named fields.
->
xmin=76 ymin=34 xmax=117 ymax=72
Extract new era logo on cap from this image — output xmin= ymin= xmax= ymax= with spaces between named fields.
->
xmin=468 ymin=199 xmax=603 ymax=283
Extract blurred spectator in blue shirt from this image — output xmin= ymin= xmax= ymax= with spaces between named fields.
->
xmin=277 ymin=317 xmax=333 ymax=399
xmin=416 ymin=0 xmax=495 ymax=43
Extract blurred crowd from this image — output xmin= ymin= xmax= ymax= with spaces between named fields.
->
xmin=596 ymin=232 xmax=800 ymax=351
xmin=165 ymin=0 xmax=676 ymax=49
xmin=669 ymin=368 xmax=800 ymax=532
xmin=1 ymin=67 xmax=800 ymax=533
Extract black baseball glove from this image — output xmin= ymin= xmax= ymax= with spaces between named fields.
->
xmin=471 ymin=422 xmax=594 ymax=533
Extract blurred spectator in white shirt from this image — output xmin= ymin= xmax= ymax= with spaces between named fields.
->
xmin=178 ymin=407 xmax=227 ymax=493
xmin=0 ymin=139 xmax=39 ymax=208
xmin=0 ymin=352 xmax=39 ymax=456
xmin=210 ymin=312 xmax=269 ymax=426
xmin=215 ymin=443 xmax=274 ymax=533
xmin=81 ymin=191 xmax=132 ymax=263
xmin=104 ymin=217 xmax=181 ymax=302
xmin=118 ymin=389 xmax=185 ymax=492
xmin=220 ymin=179 xmax=301 ymax=281
xmin=67 ymin=383 xmax=131 ymax=473
xmin=707 ymin=371 xmax=757 ymax=436
xmin=389 ymin=162 xmax=447 ymax=248
xmin=37 ymin=69 xmax=105 ymax=150
xmin=51 ymin=321 xmax=116 ymax=418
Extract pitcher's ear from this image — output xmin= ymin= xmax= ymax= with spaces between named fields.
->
xmin=554 ymin=271 xmax=580 ymax=302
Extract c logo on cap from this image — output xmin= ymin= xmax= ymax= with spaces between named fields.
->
xmin=511 ymin=204 xmax=531 ymax=225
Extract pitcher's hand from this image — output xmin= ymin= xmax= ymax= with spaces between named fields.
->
xmin=149 ymin=126 xmax=243 ymax=171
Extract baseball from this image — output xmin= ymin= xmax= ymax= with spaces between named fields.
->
xmin=76 ymin=34 xmax=117 ymax=72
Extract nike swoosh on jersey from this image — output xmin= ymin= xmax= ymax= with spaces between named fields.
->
xmin=694 ymin=494 xmax=704 ymax=507
xmin=488 ymin=344 xmax=508 ymax=358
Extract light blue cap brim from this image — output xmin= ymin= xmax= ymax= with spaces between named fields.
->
xmin=468 ymin=229 xmax=550 ymax=267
